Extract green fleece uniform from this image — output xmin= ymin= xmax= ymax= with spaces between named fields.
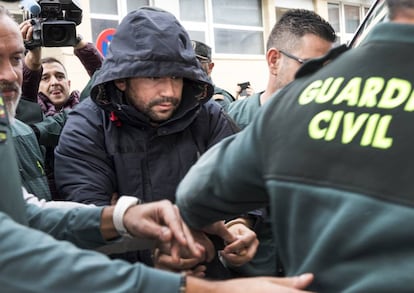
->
xmin=227 ymin=92 xmax=262 ymax=129
xmin=11 ymin=119 xmax=51 ymax=200
xmin=177 ymin=22 xmax=414 ymax=292
xmin=0 ymin=99 xmax=182 ymax=291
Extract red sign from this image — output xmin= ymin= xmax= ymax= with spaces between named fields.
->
xmin=96 ymin=28 xmax=116 ymax=57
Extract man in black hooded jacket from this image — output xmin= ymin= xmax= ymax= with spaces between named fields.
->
xmin=54 ymin=7 xmax=259 ymax=275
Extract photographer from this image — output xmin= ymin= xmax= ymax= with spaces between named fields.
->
xmin=17 ymin=15 xmax=102 ymax=199
xmin=19 ymin=20 xmax=103 ymax=116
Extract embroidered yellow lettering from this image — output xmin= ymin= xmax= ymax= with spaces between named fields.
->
xmin=300 ymin=76 xmax=411 ymax=150
xmin=308 ymin=110 xmax=393 ymax=149
xmin=317 ymin=77 xmax=344 ymax=104
xmin=378 ymin=78 xmax=412 ymax=109
xmin=333 ymin=77 xmax=362 ymax=106
xmin=298 ymin=80 xmax=324 ymax=105
xmin=358 ymin=77 xmax=384 ymax=108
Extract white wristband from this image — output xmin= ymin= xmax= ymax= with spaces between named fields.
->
xmin=113 ymin=196 xmax=139 ymax=238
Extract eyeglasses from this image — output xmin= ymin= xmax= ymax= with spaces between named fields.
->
xmin=279 ymin=49 xmax=306 ymax=64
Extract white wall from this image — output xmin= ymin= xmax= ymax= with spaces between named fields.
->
xmin=274 ymin=0 xmax=314 ymax=10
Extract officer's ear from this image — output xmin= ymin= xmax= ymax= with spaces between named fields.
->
xmin=267 ymin=48 xmax=282 ymax=75
xmin=114 ymin=79 xmax=127 ymax=91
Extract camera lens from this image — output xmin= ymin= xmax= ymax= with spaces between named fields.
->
xmin=41 ymin=21 xmax=77 ymax=47
xmin=48 ymin=26 xmax=67 ymax=43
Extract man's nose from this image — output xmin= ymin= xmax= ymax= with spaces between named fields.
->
xmin=161 ymin=78 xmax=178 ymax=96
xmin=49 ymin=75 xmax=59 ymax=84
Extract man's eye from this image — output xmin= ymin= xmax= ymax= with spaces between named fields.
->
xmin=12 ymin=56 xmax=23 ymax=65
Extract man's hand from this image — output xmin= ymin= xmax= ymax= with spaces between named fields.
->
xmin=220 ymin=221 xmax=259 ymax=267
xmin=152 ymin=229 xmax=216 ymax=277
xmin=19 ymin=19 xmax=34 ymax=43
xmin=122 ymin=200 xmax=204 ymax=262
xmin=19 ymin=20 xmax=42 ymax=70
xmin=153 ymin=246 xmax=208 ymax=278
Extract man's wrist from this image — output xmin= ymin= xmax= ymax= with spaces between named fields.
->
xmin=113 ymin=196 xmax=139 ymax=238
xmin=225 ymin=217 xmax=252 ymax=229
xmin=73 ymin=34 xmax=85 ymax=49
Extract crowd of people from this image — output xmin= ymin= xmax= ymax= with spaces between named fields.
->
xmin=0 ymin=0 xmax=413 ymax=292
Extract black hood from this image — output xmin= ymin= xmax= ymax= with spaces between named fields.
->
xmin=90 ymin=7 xmax=213 ymax=123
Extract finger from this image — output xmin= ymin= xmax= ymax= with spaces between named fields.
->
xmin=175 ymin=206 xmax=204 ymax=258
xmin=125 ymin=202 xmax=178 ymax=241
xmin=193 ymin=233 xmax=215 ymax=262
xmin=223 ymin=235 xmax=256 ymax=253
xmin=169 ymin=238 xmax=181 ymax=263
xmin=158 ymin=201 xmax=190 ymax=246
xmin=203 ymin=221 xmax=237 ymax=244
xmin=156 ymin=254 xmax=201 ymax=271
xmin=220 ymin=250 xmax=250 ymax=267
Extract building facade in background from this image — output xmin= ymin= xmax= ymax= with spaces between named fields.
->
xmin=4 ymin=0 xmax=373 ymax=97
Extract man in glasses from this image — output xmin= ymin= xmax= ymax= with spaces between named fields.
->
xmin=225 ymin=9 xmax=336 ymax=277
xmin=228 ymin=9 xmax=336 ymax=129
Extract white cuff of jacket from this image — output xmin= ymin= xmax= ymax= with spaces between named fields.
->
xmin=113 ymin=196 xmax=139 ymax=238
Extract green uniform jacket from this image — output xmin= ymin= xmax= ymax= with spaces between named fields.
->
xmin=12 ymin=119 xmax=51 ymax=200
xmin=177 ymin=22 xmax=414 ymax=292
xmin=227 ymin=92 xmax=262 ymax=129
xmin=0 ymin=102 xmax=181 ymax=292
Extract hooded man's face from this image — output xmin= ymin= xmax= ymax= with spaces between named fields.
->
xmin=116 ymin=76 xmax=183 ymax=122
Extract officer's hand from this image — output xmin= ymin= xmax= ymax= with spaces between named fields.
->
xmin=123 ymin=200 xmax=204 ymax=261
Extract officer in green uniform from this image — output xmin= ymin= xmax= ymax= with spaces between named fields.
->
xmin=176 ymin=1 xmax=414 ymax=292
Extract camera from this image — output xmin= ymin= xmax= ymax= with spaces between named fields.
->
xmin=237 ymin=81 xmax=250 ymax=97
xmin=237 ymin=81 xmax=250 ymax=91
xmin=21 ymin=0 xmax=83 ymax=50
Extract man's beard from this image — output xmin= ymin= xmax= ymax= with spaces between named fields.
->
xmin=127 ymin=95 xmax=180 ymax=122
xmin=145 ymin=97 xmax=180 ymax=122
xmin=0 ymin=82 xmax=22 ymax=124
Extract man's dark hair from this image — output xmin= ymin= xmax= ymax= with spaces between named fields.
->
xmin=387 ymin=0 xmax=414 ymax=20
xmin=267 ymin=9 xmax=336 ymax=51
xmin=41 ymin=57 xmax=67 ymax=74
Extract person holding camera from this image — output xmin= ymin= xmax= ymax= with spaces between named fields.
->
xmin=19 ymin=19 xmax=103 ymax=117
xmin=16 ymin=17 xmax=103 ymax=199
xmin=235 ymin=81 xmax=255 ymax=100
